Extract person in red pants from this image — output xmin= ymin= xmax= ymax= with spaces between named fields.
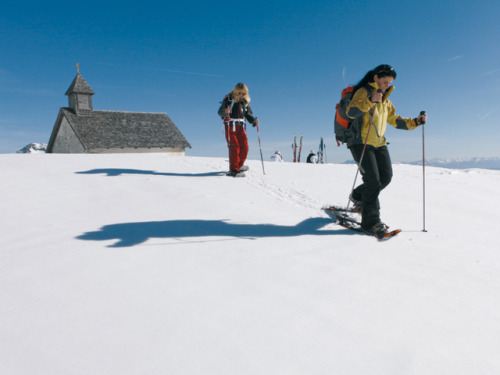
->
xmin=218 ymin=83 xmax=259 ymax=177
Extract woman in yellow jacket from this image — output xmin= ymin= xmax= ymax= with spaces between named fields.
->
xmin=346 ymin=64 xmax=427 ymax=236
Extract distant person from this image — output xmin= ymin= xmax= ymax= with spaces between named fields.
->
xmin=345 ymin=64 xmax=427 ymax=237
xmin=306 ymin=151 xmax=318 ymax=163
xmin=218 ymin=83 xmax=259 ymax=177
xmin=270 ymin=151 xmax=283 ymax=162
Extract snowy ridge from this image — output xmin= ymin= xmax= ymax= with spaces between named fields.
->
xmin=1 ymin=154 xmax=500 ymax=375
xmin=344 ymin=156 xmax=500 ymax=170
xmin=405 ymin=156 xmax=500 ymax=170
xmin=16 ymin=143 xmax=47 ymax=153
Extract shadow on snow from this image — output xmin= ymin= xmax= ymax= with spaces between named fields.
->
xmin=76 ymin=217 xmax=350 ymax=247
xmin=76 ymin=168 xmax=225 ymax=177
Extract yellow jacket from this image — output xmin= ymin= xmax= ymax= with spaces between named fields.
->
xmin=346 ymin=82 xmax=419 ymax=148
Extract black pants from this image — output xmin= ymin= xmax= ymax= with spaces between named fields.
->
xmin=350 ymin=144 xmax=393 ymax=229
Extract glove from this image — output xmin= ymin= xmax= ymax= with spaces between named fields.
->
xmin=417 ymin=111 xmax=427 ymax=125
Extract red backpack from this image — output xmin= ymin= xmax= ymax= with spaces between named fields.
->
xmin=334 ymin=85 xmax=355 ymax=146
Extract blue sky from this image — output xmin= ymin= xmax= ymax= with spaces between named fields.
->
xmin=1 ymin=0 xmax=499 ymax=162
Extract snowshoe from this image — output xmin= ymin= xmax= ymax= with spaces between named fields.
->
xmin=226 ymin=170 xmax=246 ymax=178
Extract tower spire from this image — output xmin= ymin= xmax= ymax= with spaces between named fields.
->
xmin=66 ymin=66 xmax=94 ymax=115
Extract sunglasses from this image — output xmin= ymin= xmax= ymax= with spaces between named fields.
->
xmin=374 ymin=65 xmax=396 ymax=77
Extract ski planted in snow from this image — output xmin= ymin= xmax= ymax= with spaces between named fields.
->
xmin=292 ymin=135 xmax=297 ymax=162
xmin=297 ymin=134 xmax=303 ymax=163
xmin=318 ymin=137 xmax=326 ymax=164
xmin=323 ymin=206 xmax=401 ymax=240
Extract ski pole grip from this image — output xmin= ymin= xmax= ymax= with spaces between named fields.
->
xmin=419 ymin=111 xmax=426 ymax=125
xmin=371 ymin=89 xmax=383 ymax=103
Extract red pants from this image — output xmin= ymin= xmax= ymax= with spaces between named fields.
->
xmin=225 ymin=123 xmax=248 ymax=171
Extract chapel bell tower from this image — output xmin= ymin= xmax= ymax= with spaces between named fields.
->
xmin=65 ymin=63 xmax=95 ymax=116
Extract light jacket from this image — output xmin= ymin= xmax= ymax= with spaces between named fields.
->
xmin=346 ymin=82 xmax=419 ymax=148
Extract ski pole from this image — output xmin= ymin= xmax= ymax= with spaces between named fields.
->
xmin=224 ymin=100 xmax=234 ymax=161
xmin=256 ymin=123 xmax=266 ymax=175
xmin=346 ymin=91 xmax=381 ymax=211
xmin=346 ymin=110 xmax=374 ymax=211
xmin=420 ymin=111 xmax=427 ymax=232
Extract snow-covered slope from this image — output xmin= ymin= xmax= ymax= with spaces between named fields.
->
xmin=1 ymin=154 xmax=500 ymax=375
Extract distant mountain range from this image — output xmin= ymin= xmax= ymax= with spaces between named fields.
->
xmin=405 ymin=157 xmax=500 ymax=170
xmin=343 ymin=157 xmax=500 ymax=170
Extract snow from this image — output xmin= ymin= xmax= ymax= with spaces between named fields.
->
xmin=1 ymin=153 xmax=500 ymax=375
